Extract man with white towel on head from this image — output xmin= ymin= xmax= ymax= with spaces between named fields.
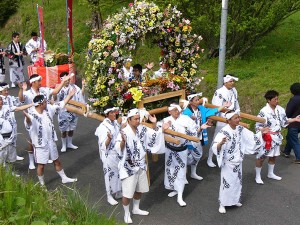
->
xmin=207 ymin=74 xmax=240 ymax=167
xmin=182 ymin=92 xmax=229 ymax=180
xmin=18 ymin=73 xmax=71 ymax=170
xmin=116 ymin=108 xmax=170 ymax=224
xmin=212 ymin=110 xmax=269 ymax=214
xmin=163 ymin=102 xmax=200 ymax=207
xmin=95 ymin=105 xmax=122 ymax=206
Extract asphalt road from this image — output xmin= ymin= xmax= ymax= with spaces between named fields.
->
xmin=3 ymin=60 xmax=300 ymax=225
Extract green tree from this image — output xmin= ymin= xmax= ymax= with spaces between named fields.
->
xmin=0 ymin=0 xmax=19 ymax=28
xmin=154 ymin=0 xmax=300 ymax=58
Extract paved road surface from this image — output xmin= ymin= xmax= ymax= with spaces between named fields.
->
xmin=3 ymin=60 xmax=300 ymax=225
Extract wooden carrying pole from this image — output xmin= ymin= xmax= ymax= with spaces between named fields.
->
xmin=141 ymin=122 xmax=200 ymax=143
xmin=65 ymin=105 xmax=181 ymax=145
xmin=146 ymin=99 xmax=265 ymax=124
xmin=147 ymin=104 xmax=250 ymax=129
xmin=203 ymin=103 xmax=266 ymax=124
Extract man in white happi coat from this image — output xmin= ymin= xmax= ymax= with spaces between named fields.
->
xmin=116 ymin=108 xmax=169 ymax=224
xmin=19 ymin=73 xmax=72 ymax=170
xmin=23 ymin=90 xmax=78 ymax=186
xmin=55 ymin=72 xmax=85 ymax=152
xmin=208 ymin=74 xmax=240 ymax=167
xmin=25 ymin=31 xmax=47 ymax=64
xmin=163 ymin=103 xmax=199 ymax=207
xmin=95 ymin=106 xmax=122 ymax=205
xmin=0 ymin=82 xmax=24 ymax=161
xmin=0 ymin=95 xmax=34 ymax=171
xmin=212 ymin=110 xmax=269 ymax=214
xmin=255 ymin=90 xmax=300 ymax=184
xmin=6 ymin=32 xmax=25 ymax=87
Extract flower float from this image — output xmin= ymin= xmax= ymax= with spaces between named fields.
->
xmin=85 ymin=1 xmax=203 ymax=113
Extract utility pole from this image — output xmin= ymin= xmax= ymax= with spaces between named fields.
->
xmin=217 ymin=0 xmax=229 ymax=88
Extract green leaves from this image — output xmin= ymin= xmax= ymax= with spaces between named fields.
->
xmin=154 ymin=0 xmax=300 ymax=58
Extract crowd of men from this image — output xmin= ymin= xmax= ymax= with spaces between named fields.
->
xmin=1 ymin=32 xmax=300 ymax=224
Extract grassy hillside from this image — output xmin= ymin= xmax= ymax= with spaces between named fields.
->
xmin=1 ymin=1 xmax=299 ymax=114
xmin=200 ymin=11 xmax=300 ymax=115
xmin=0 ymin=0 xmax=131 ymax=54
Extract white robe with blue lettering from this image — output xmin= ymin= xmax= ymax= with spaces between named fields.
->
xmin=255 ymin=104 xmax=289 ymax=158
xmin=116 ymin=124 xmax=165 ymax=180
xmin=163 ymin=115 xmax=198 ymax=192
xmin=212 ymin=125 xmax=263 ymax=206
xmin=57 ymin=84 xmax=85 ymax=132
xmin=95 ymin=118 xmax=121 ymax=194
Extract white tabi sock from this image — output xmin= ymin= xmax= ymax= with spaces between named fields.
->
xmin=177 ymin=191 xmax=186 ymax=207
xmin=168 ymin=191 xmax=178 ymax=197
xmin=38 ymin=175 xmax=45 ymax=186
xmin=16 ymin=155 xmax=24 ymax=161
xmin=190 ymin=165 xmax=203 ymax=180
xmin=67 ymin=136 xmax=78 ymax=149
xmin=123 ymin=204 xmax=132 ymax=224
xmin=219 ymin=204 xmax=226 ymax=214
xmin=267 ymin=164 xmax=282 ymax=180
xmin=255 ymin=167 xmax=264 ymax=184
xmin=132 ymin=199 xmax=149 ymax=215
xmin=107 ymin=192 xmax=118 ymax=205
xmin=28 ymin=153 xmax=35 ymax=170
xmin=61 ymin=137 xmax=67 ymax=152
xmin=57 ymin=169 xmax=78 ymax=183
xmin=207 ymin=149 xmax=216 ymax=167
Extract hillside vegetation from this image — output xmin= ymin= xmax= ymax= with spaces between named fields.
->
xmin=0 ymin=0 xmax=299 ymax=114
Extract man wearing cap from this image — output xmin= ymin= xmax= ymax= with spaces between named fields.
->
xmin=254 ymin=90 xmax=300 ymax=184
xmin=212 ymin=110 xmax=269 ymax=214
xmin=116 ymin=108 xmax=169 ymax=224
xmin=95 ymin=105 xmax=122 ymax=205
xmin=18 ymin=73 xmax=71 ymax=170
xmin=0 ymin=82 xmax=24 ymax=161
xmin=23 ymin=89 xmax=78 ymax=186
xmin=163 ymin=103 xmax=199 ymax=207
xmin=207 ymin=74 xmax=240 ymax=168
xmin=182 ymin=93 xmax=230 ymax=180
xmin=0 ymin=95 xmax=34 ymax=173
xmin=55 ymin=72 xmax=85 ymax=152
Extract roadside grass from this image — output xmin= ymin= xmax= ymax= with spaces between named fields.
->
xmin=0 ymin=167 xmax=120 ymax=225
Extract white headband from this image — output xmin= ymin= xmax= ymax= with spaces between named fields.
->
xmin=60 ymin=72 xmax=75 ymax=80
xmin=0 ymin=85 xmax=9 ymax=91
xmin=127 ymin=108 xmax=140 ymax=118
xmin=125 ymin=58 xmax=132 ymax=62
xmin=104 ymin=107 xmax=119 ymax=114
xmin=223 ymin=75 xmax=238 ymax=83
xmin=33 ymin=99 xmax=45 ymax=106
xmin=168 ymin=104 xmax=182 ymax=113
xmin=187 ymin=92 xmax=202 ymax=101
xmin=29 ymin=76 xmax=42 ymax=83
xmin=225 ymin=110 xmax=240 ymax=120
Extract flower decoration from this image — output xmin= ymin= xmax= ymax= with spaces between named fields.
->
xmin=85 ymin=1 xmax=203 ymax=113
